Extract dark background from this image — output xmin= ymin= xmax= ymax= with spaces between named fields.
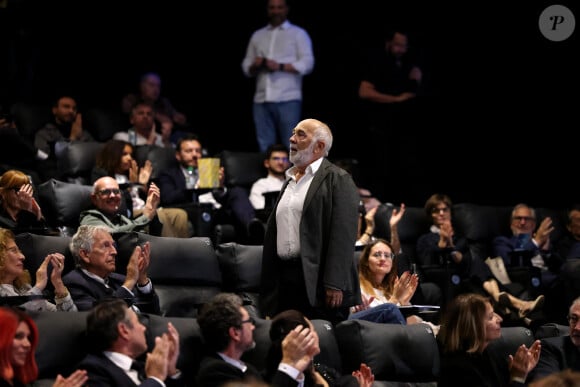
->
xmin=1 ymin=0 xmax=577 ymax=208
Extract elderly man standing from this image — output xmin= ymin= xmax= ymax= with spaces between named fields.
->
xmin=63 ymin=225 xmax=160 ymax=314
xmin=260 ymin=118 xmax=361 ymax=325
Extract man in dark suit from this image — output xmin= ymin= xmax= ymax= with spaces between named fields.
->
xmin=78 ymin=298 xmax=183 ymax=387
xmin=196 ymin=292 xmax=318 ymax=386
xmin=528 ymin=296 xmax=580 ymax=382
xmin=260 ymin=118 xmax=361 ymax=325
xmin=63 ymin=224 xmax=160 ymax=314
xmin=156 ymin=134 xmax=256 ymax=239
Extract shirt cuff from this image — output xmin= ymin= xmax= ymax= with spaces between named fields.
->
xmin=278 ymin=363 xmax=302 ymax=381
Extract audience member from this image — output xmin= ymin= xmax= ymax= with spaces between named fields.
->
xmin=357 ymin=29 xmax=423 ymax=201
xmin=492 ymin=203 xmax=563 ymax=283
xmin=492 ymin=203 xmax=564 ymax=319
xmin=114 ymin=101 xmax=171 ymax=148
xmin=0 ymin=306 xmax=88 ymax=387
xmin=556 ymin=204 xmax=580 ymax=259
xmin=266 ymin=309 xmax=375 ymax=387
xmin=81 ymin=176 xmax=188 ymax=238
xmin=156 ymin=134 xmax=256 ymax=239
xmin=356 ymin=204 xmax=442 ymax=307
xmin=416 ymin=194 xmax=544 ymax=320
xmin=527 ymin=296 xmax=580 ymax=382
xmin=260 ymin=118 xmax=361 ymax=325
xmin=33 ymin=95 xmax=94 ymax=181
xmin=78 ymin=298 xmax=182 ymax=387
xmin=241 ymin=0 xmax=314 ymax=152
xmin=0 ymin=228 xmax=76 ymax=312
xmin=196 ymin=292 xmax=317 ymax=386
xmin=558 ymin=205 xmax=580 ymax=315
xmin=63 ymin=225 xmax=160 ymax=314
xmin=437 ymin=293 xmax=541 ymax=386
xmin=349 ymin=239 xmax=438 ymax=333
xmin=0 ymin=169 xmax=51 ymax=235
xmin=249 ymin=143 xmax=289 ymax=211
xmin=121 ymin=72 xmax=188 ymax=136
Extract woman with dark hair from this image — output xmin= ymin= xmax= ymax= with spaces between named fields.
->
xmin=0 ymin=306 xmax=87 ymax=386
xmin=0 ymin=228 xmax=76 ymax=312
xmin=437 ymin=293 xmax=541 ymax=386
xmin=0 ymin=169 xmax=50 ymax=235
xmin=266 ymin=309 xmax=374 ymax=387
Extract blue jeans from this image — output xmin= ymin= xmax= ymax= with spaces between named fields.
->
xmin=348 ymin=303 xmax=406 ymax=325
xmin=253 ymin=100 xmax=301 ymax=152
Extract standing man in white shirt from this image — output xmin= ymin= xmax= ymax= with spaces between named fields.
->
xmin=241 ymin=0 xmax=314 ymax=153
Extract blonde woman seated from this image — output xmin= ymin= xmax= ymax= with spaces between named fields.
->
xmin=0 ymin=228 xmax=76 ymax=312
xmin=349 ymin=238 xmax=438 ymax=332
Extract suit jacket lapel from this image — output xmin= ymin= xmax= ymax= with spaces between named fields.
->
xmin=303 ymin=158 xmax=328 ymax=212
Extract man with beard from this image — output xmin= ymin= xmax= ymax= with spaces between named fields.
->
xmin=196 ymin=292 xmax=318 ymax=387
xmin=34 ymin=95 xmax=94 ymax=180
xmin=260 ymin=118 xmax=361 ymax=325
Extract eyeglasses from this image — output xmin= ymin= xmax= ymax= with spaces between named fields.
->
xmin=271 ymin=157 xmax=289 ymax=162
xmin=371 ymin=251 xmax=395 ymax=259
xmin=567 ymin=314 xmax=579 ymax=326
xmin=512 ymin=216 xmax=535 ymax=222
xmin=97 ymin=188 xmax=121 ymax=196
xmin=10 ymin=187 xmax=21 ymax=193
xmin=431 ymin=207 xmax=450 ymax=214
xmin=240 ymin=317 xmax=255 ymax=326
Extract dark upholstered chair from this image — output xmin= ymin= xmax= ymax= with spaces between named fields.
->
xmin=335 ymin=319 xmax=440 ymax=383
xmin=56 ymin=141 xmax=104 ymax=184
xmin=113 ymin=232 xmax=222 ymax=318
xmin=215 ymin=242 xmax=263 ymax=317
xmin=220 ymin=150 xmax=265 ymax=191
xmin=36 ymin=179 xmax=93 ymax=233
xmin=83 ymin=107 xmax=124 ymax=142
xmin=10 ymin=101 xmax=51 ymax=142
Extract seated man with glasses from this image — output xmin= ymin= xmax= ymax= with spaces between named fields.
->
xmin=528 ymin=296 xmax=580 ymax=382
xmin=80 ymin=176 xmax=187 ymax=237
xmin=492 ymin=203 xmax=563 ymax=279
xmin=63 ymin=224 xmax=161 ymax=313
xmin=196 ymin=292 xmax=318 ymax=387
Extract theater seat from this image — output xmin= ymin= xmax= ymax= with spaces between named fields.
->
xmin=114 ymin=232 xmax=223 ymax=317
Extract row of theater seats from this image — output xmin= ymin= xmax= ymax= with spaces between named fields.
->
xmin=15 ymin=229 xmax=570 ymax=386
xmin=371 ymin=202 xmax=570 ymax=317
xmin=31 ymin=308 xmax=563 ymax=386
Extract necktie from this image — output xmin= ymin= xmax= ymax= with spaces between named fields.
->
xmin=131 ymin=360 xmax=146 ymax=381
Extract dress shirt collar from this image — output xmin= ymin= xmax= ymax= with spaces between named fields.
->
xmin=267 ymin=20 xmax=290 ymax=31
xmin=81 ymin=268 xmax=109 ymax=287
xmin=217 ymin=352 xmax=247 ymax=373
xmin=286 ymin=157 xmax=323 ymax=181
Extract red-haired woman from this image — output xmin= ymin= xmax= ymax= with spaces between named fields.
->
xmin=0 ymin=307 xmax=87 ymax=386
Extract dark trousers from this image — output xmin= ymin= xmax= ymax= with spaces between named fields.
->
xmin=277 ymin=258 xmax=349 ymax=326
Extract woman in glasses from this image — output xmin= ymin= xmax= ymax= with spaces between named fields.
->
xmin=417 ymin=193 xmax=543 ymax=321
xmin=349 ymin=238 xmax=438 ymax=331
xmin=0 ymin=170 xmax=51 ymax=236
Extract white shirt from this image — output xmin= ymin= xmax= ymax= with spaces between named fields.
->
xmin=249 ymin=174 xmax=286 ymax=209
xmin=113 ymin=130 xmax=165 ymax=148
xmin=104 ymin=351 xmax=164 ymax=387
xmin=276 ymin=158 xmax=323 ymax=258
xmin=241 ymin=20 xmax=314 ymax=103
